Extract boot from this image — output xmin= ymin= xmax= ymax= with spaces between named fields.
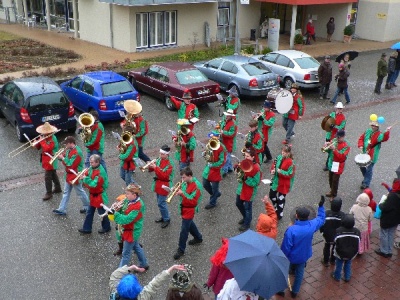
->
xmin=42 ymin=193 xmax=53 ymax=200
xmin=113 ymin=242 xmax=123 ymax=256
xmin=385 ymin=83 xmax=391 ymax=89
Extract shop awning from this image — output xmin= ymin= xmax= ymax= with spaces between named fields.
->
xmin=255 ymin=0 xmax=356 ymax=4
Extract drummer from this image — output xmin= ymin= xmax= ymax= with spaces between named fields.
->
xmin=357 ymin=119 xmax=391 ymax=189
xmin=323 ymin=102 xmax=346 ymax=171
xmin=282 ymin=83 xmax=304 ymax=145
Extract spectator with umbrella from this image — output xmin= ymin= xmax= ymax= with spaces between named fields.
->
xmin=335 ymin=50 xmax=358 ymax=70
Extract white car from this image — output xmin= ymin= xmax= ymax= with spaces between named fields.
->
xmin=252 ymin=50 xmax=320 ymax=89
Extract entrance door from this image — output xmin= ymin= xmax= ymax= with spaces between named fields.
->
xmin=67 ymin=0 xmax=78 ymax=32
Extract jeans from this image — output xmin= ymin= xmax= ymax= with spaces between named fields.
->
xmin=331 ymin=86 xmax=350 ymax=103
xmin=57 ymin=181 xmax=89 ymax=213
xmin=119 ymin=240 xmax=148 ymax=268
xmin=222 ymin=152 xmax=233 ymax=173
xmin=138 ymin=146 xmax=150 ymax=162
xmin=82 ymin=205 xmax=111 ymax=232
xmin=120 ymin=167 xmax=135 ymax=186
xmin=235 ymin=195 xmax=253 ymax=227
xmin=282 ymin=117 xmax=296 ymax=142
xmin=85 ymin=150 xmax=107 ymax=173
xmin=333 ymin=258 xmax=352 ymax=281
xmin=202 ymin=178 xmax=221 ymax=206
xmin=179 ymin=161 xmax=190 ymax=171
xmin=393 ymin=69 xmax=400 ymax=84
xmin=290 ymin=262 xmax=306 ymax=294
xmin=178 ymin=218 xmax=202 ymax=252
xmin=360 ymin=162 xmax=375 ymax=187
xmin=374 ymin=75 xmax=385 ymax=93
xmin=319 ymin=83 xmax=330 ymax=98
xmin=156 ymin=194 xmax=170 ymax=221
xmin=386 ymin=72 xmax=395 ymax=85
xmin=379 ymin=225 xmax=397 ymax=254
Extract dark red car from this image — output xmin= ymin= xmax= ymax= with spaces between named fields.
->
xmin=127 ymin=62 xmax=220 ymax=110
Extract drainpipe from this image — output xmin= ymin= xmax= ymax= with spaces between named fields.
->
xmin=72 ymin=0 xmax=78 ymax=38
xmin=109 ymin=4 xmax=114 ymax=48
xmin=23 ymin=0 xmax=28 ymax=25
xmin=290 ymin=5 xmax=297 ymax=49
xmin=45 ymin=0 xmax=51 ymax=31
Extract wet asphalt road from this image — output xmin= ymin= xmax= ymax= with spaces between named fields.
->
xmin=0 ymin=50 xmax=399 ymax=299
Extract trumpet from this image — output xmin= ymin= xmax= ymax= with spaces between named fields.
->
xmin=140 ymin=158 xmax=157 ymax=172
xmin=78 ymin=113 xmax=95 ymax=143
xmin=71 ymin=167 xmax=89 ymax=185
xmin=118 ymin=131 xmax=133 ymax=154
xmin=8 ymin=129 xmax=61 ymax=158
xmin=50 ymin=147 xmax=66 ymax=165
xmin=166 ymin=181 xmax=183 ymax=203
xmin=321 ymin=139 xmax=337 ymax=153
xmin=99 ymin=202 xmax=125 ymax=220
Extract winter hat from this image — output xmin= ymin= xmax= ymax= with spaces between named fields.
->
xmin=330 ymin=196 xmax=343 ymax=212
xmin=296 ymin=207 xmax=310 ymax=221
xmin=160 ymin=144 xmax=171 ymax=154
xmin=210 ymin=238 xmax=229 ymax=267
xmin=117 ymin=274 xmax=143 ymax=299
xmin=364 ymin=188 xmax=377 ymax=212
xmin=169 ymin=264 xmax=194 ymax=292
xmin=356 ymin=193 xmax=370 ymax=206
xmin=263 ymin=101 xmax=272 ymax=108
xmin=341 ymin=214 xmax=355 ymax=229
xmin=336 ymin=130 xmax=345 ymax=138
xmin=338 ymin=63 xmax=345 ymax=69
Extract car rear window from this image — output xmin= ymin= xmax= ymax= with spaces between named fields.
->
xmin=101 ymin=80 xmax=134 ymax=97
xmin=294 ymin=57 xmax=320 ymax=69
xmin=176 ymin=70 xmax=209 ymax=85
xmin=27 ymin=92 xmax=68 ymax=112
xmin=242 ymin=62 xmax=271 ymax=76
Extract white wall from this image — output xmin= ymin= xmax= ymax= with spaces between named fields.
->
xmin=112 ymin=4 xmax=131 ymax=52
xmin=239 ymin=2 xmax=261 ymax=39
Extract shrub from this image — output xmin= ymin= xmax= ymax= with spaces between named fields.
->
xmin=343 ymin=25 xmax=354 ymax=36
xmin=294 ymin=33 xmax=304 ymax=44
xmin=262 ymin=47 xmax=273 ymax=55
xmin=241 ymin=45 xmax=255 ymax=55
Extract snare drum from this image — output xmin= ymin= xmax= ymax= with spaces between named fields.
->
xmin=355 ymin=153 xmax=371 ymax=168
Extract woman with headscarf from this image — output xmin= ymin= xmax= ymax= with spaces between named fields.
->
xmin=350 ymin=193 xmax=373 ymax=254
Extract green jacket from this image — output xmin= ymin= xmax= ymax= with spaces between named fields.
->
xmin=377 ymin=58 xmax=388 ymax=77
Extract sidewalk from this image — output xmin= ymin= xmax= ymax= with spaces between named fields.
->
xmin=0 ymin=23 xmax=396 ymax=82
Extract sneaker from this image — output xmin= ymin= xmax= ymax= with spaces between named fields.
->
xmin=53 ymin=209 xmax=66 ymax=216
xmin=320 ymin=258 xmax=329 ymax=267
xmin=325 ymin=192 xmax=333 ymax=197
xmin=238 ymin=219 xmax=244 ymax=225
xmin=205 ymin=204 xmax=216 ymax=210
xmin=374 ymin=249 xmax=391 ymax=258
xmin=324 ymin=97 xmax=331 ymax=100
xmin=173 ymin=249 xmax=184 ymax=260
xmin=52 ymin=188 xmax=62 ymax=194
xmin=155 ymin=217 xmax=163 ymax=223
xmin=394 ymin=242 xmax=400 ymax=249
xmin=360 ymin=184 xmax=368 ymax=190
xmin=290 ymin=292 xmax=298 ymax=299
xmin=331 ymin=272 xmax=340 ymax=282
xmin=78 ymin=229 xmax=92 ymax=234
xmin=161 ymin=220 xmax=170 ymax=228
xmin=140 ymin=265 xmax=150 ymax=271
xmin=79 ymin=208 xmax=87 ymax=214
xmin=98 ymin=228 xmax=111 ymax=234
xmin=238 ymin=224 xmax=250 ymax=231
xmin=319 ymin=96 xmax=323 ymax=100
xmin=276 ymin=291 xmax=285 ymax=297
xmin=188 ymin=238 xmax=203 ymax=245
xmin=342 ymin=277 xmax=350 ymax=282
xmin=42 ymin=193 xmax=53 ymax=201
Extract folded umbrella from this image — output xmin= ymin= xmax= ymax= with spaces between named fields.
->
xmin=335 ymin=50 xmax=359 ymax=63
xmin=391 ymin=41 xmax=400 ymax=50
xmin=225 ymin=230 xmax=290 ymax=299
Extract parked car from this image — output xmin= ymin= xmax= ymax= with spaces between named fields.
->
xmin=127 ymin=62 xmax=220 ymax=111
xmin=0 ymin=76 xmax=76 ymax=142
xmin=252 ymin=50 xmax=320 ymax=89
xmin=60 ymin=71 xmax=140 ymax=121
xmin=193 ymin=55 xmax=280 ymax=98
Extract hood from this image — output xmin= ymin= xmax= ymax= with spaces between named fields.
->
xmin=256 ymin=213 xmax=275 ymax=234
xmin=392 ymin=179 xmax=400 ymax=192
xmin=356 ymin=193 xmax=370 ymax=207
xmin=330 ymin=197 xmax=342 ymax=212
xmin=363 ymin=188 xmax=374 ymax=201
xmin=342 ymin=214 xmax=355 ymax=229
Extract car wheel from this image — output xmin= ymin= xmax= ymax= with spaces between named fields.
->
xmin=228 ymin=84 xmax=241 ymax=98
xmin=16 ymin=124 xmax=26 ymax=142
xmin=284 ymin=78 xmax=294 ymax=89
xmin=165 ymin=95 xmax=175 ymax=111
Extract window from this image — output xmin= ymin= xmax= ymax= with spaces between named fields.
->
xmin=242 ymin=63 xmax=271 ymax=76
xmin=136 ymin=13 xmax=148 ymax=48
xmin=221 ymin=61 xmax=238 ymax=74
xmin=294 ymin=57 xmax=320 ymax=69
xmin=146 ymin=66 xmax=160 ymax=79
xmin=276 ymin=55 xmax=290 ymax=67
xmin=158 ymin=68 xmax=169 ymax=82
xmin=2 ymin=83 xmax=16 ymax=100
xmin=176 ymin=70 xmax=208 ymax=85
xmin=207 ymin=58 xmax=223 ymax=70
xmin=70 ymin=77 xmax=83 ymax=89
xmin=82 ymin=81 xmax=94 ymax=96
xmin=101 ymin=81 xmax=133 ymax=97
xmin=165 ymin=11 xmax=176 ymax=45
xmin=217 ymin=7 xmax=229 ymax=26
xmin=28 ymin=92 xmax=68 ymax=112
xmin=12 ymin=89 xmax=24 ymax=105
xmin=262 ymin=53 xmax=279 ymax=63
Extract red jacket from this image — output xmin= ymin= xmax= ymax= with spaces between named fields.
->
xmin=150 ymin=158 xmax=174 ymax=196
xmin=358 ymin=129 xmax=389 ymax=164
xmin=202 ymin=145 xmax=227 ymax=182
xmin=206 ymin=264 xmax=234 ymax=296
xmin=121 ymin=201 xmax=143 ymax=243
xmin=238 ymin=162 xmax=261 ymax=201
xmin=85 ymin=122 xmax=103 ymax=152
xmin=260 ymin=110 xmax=276 ymax=143
xmin=287 ymin=93 xmax=304 ymax=121
xmin=36 ymin=135 xmax=58 ymax=171
xmin=270 ymin=156 xmax=295 ymax=194
xmin=180 ymin=180 xmax=201 ymax=219
xmin=133 ymin=115 xmax=148 ymax=147
xmin=62 ymin=146 xmax=83 ymax=184
xmin=83 ymin=167 xmax=107 ymax=208
xmin=306 ymin=22 xmax=315 ymax=35
xmin=176 ymin=131 xmax=195 ymax=163
xmin=327 ymin=139 xmax=350 ymax=175
xmin=119 ymin=140 xmax=137 ymax=171
xmin=221 ymin=119 xmax=237 ymax=153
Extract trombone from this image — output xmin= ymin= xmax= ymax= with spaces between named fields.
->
xmin=71 ymin=167 xmax=89 ymax=184
xmin=50 ymin=147 xmax=66 ymax=165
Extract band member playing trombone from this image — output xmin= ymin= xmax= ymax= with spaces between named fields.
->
xmin=34 ymin=122 xmax=62 ymax=200
xmin=78 ymin=154 xmax=111 ymax=234
xmin=114 ymin=183 xmax=149 ymax=270
xmin=282 ymin=83 xmax=304 ymax=144
xmin=202 ymin=132 xmax=227 ymax=209
xmin=325 ymin=130 xmax=350 ymax=199
xmin=118 ymin=126 xmax=139 ymax=186
xmin=246 ymin=120 xmax=264 ymax=165
xmin=170 ymin=92 xmax=199 ymax=132
xmin=53 ymin=136 xmax=89 ymax=215
xmin=257 ymin=100 xmax=276 ymax=163
xmin=173 ymin=121 xmax=196 ymax=171
xmin=235 ymin=148 xmax=261 ymax=231
xmin=269 ymin=144 xmax=295 ymax=220
xmin=172 ymin=167 xmax=203 ymax=260
xmin=148 ymin=145 xmax=175 ymax=228
xmin=221 ymin=109 xmax=238 ymax=176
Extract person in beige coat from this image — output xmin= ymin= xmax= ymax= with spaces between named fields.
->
xmin=350 ymin=193 xmax=373 ymax=254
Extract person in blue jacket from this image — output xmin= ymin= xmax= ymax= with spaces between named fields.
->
xmin=278 ymin=196 xmax=326 ymax=298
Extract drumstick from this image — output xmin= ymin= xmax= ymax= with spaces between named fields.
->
xmin=388 ymin=120 xmax=400 ymax=127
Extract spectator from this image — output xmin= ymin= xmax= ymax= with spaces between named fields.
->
xmin=305 ymin=19 xmax=315 ymax=45
xmin=374 ymin=53 xmax=388 ymax=95
xmin=392 ymin=49 xmax=400 ymax=87
xmin=256 ymin=194 xmax=278 ymax=239
xmin=330 ymin=63 xmax=350 ymax=105
xmin=166 ymin=264 xmax=203 ymax=299
xmin=386 ymin=51 xmax=398 ymax=89
xmin=326 ymin=17 xmax=335 ymax=42
xmin=349 ymin=193 xmax=373 ymax=254
xmin=318 ymin=55 xmax=333 ymax=100
xmin=217 ymin=278 xmax=259 ymax=299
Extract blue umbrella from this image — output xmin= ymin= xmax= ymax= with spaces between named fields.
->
xmin=225 ymin=230 xmax=290 ymax=299
xmin=391 ymin=41 xmax=400 ymax=50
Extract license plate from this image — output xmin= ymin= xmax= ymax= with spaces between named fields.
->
xmin=116 ymin=100 xmax=125 ymax=106
xmin=42 ymin=114 xmax=60 ymax=122
xmin=264 ymin=80 xmax=273 ymax=87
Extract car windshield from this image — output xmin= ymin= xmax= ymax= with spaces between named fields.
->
xmin=242 ymin=62 xmax=271 ymax=75
xmin=27 ymin=92 xmax=68 ymax=112
xmin=101 ymin=80 xmax=134 ymax=97
xmin=293 ymin=57 xmax=320 ymax=69
xmin=176 ymin=69 xmax=209 ymax=85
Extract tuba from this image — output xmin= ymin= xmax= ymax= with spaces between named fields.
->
xmin=78 ymin=113 xmax=95 ymax=143
xmin=166 ymin=181 xmax=183 ymax=203
xmin=202 ymin=137 xmax=220 ymax=162
xmin=123 ymin=113 xmax=137 ymax=134
xmin=235 ymin=159 xmax=253 ymax=182
xmin=118 ymin=131 xmax=133 ymax=154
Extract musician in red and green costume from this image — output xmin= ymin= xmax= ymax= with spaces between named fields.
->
xmin=221 ymin=109 xmax=238 ymax=175
xmin=84 ymin=110 xmax=107 ymax=172
xmin=325 ymin=130 xmax=350 ymax=198
xmin=173 ymin=167 xmax=203 ymax=260
xmin=269 ymin=144 xmax=295 ymax=220
xmin=114 ymin=183 xmax=149 ymax=269
xmin=225 ymin=86 xmax=240 ymax=115
xmin=118 ymin=126 xmax=139 ymax=186
xmin=246 ymin=119 xmax=264 ymax=165
xmin=357 ymin=120 xmax=391 ymax=189
xmin=282 ymin=83 xmax=304 ymax=144
xmin=34 ymin=122 xmax=62 ymax=200
xmin=79 ymin=154 xmax=111 ymax=234
xmin=235 ymin=148 xmax=261 ymax=231
xmin=258 ymin=100 xmax=276 ymax=163
xmin=149 ymin=145 xmax=175 ymax=228
xmin=173 ymin=122 xmax=197 ymax=171
xmin=202 ymin=133 xmax=227 ymax=209
xmin=170 ymin=92 xmax=199 ymax=132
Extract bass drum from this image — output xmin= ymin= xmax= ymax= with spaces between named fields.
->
xmin=275 ymin=89 xmax=294 ymax=114
xmin=266 ymin=87 xmax=283 ymax=110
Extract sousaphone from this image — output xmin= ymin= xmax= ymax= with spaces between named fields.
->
xmin=321 ymin=116 xmax=335 ymax=132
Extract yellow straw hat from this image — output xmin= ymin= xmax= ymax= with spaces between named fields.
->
xmin=36 ymin=122 xmax=58 ymax=134
xmin=124 ymin=100 xmax=142 ymax=114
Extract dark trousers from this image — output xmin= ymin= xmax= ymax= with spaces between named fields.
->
xmin=319 ymin=83 xmax=331 ymax=98
xmin=202 ymin=178 xmax=221 ymax=206
xmin=375 ymin=75 xmax=385 ymax=93
xmin=138 ymin=146 xmax=150 ymax=162
xmin=328 ymin=171 xmax=340 ymax=197
xmin=235 ymin=195 xmax=253 ymax=227
xmin=44 ymin=170 xmax=61 ymax=194
xmin=269 ymin=189 xmax=287 ymax=220
xmin=262 ymin=142 xmax=272 ymax=161
xmin=82 ymin=205 xmax=111 ymax=232
xmin=178 ymin=218 xmax=202 ymax=252
xmin=323 ymin=242 xmax=336 ymax=263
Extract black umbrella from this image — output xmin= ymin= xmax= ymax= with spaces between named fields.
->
xmin=335 ymin=50 xmax=359 ymax=63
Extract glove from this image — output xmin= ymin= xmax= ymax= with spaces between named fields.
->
xmin=329 ymin=124 xmax=335 ymax=129
xmin=257 ymin=115 xmax=264 ymax=121
xmin=379 ymin=194 xmax=387 ymax=205
xmin=319 ymin=195 xmax=325 ymax=207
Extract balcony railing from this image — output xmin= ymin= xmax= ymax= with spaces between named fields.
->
xmin=99 ymin=0 xmax=217 ymax=6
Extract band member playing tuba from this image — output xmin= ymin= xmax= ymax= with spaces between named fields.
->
xmin=221 ymin=109 xmax=238 ymax=176
xmin=269 ymin=144 xmax=295 ymax=220
xmin=83 ymin=111 xmax=107 ymax=173
xmin=323 ymin=102 xmax=346 ymax=171
xmin=118 ymin=126 xmax=139 ymax=186
xmin=282 ymin=83 xmax=304 ymax=144
xmin=52 ymin=136 xmax=90 ymax=215
xmin=170 ymin=92 xmax=199 ymax=132
xmin=325 ymin=130 xmax=350 ymax=199
xmin=257 ymin=100 xmax=276 ymax=163
xmin=34 ymin=122 xmax=62 ymax=200
xmin=202 ymin=132 xmax=227 ymax=210
xmin=173 ymin=120 xmax=196 ymax=171
xmin=148 ymin=145 xmax=175 ymax=228
xmin=235 ymin=148 xmax=261 ymax=231
xmin=246 ymin=119 xmax=264 ymax=165
xmin=121 ymin=100 xmax=151 ymax=163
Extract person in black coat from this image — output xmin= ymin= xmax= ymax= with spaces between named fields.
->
xmin=375 ymin=179 xmax=400 ymax=258
xmin=320 ymin=197 xmax=345 ymax=266
xmin=332 ymin=214 xmax=360 ymax=282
